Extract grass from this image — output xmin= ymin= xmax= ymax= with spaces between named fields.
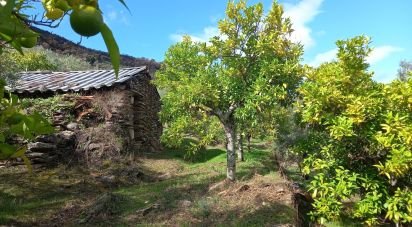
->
xmin=0 ymin=140 xmax=295 ymax=226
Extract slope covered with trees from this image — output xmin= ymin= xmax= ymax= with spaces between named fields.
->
xmin=33 ymin=27 xmax=161 ymax=75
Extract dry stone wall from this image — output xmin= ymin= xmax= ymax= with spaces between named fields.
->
xmin=3 ymin=75 xmax=162 ymax=168
xmin=129 ymin=75 xmax=162 ymax=152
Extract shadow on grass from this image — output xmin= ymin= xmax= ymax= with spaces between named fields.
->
xmin=208 ymin=202 xmax=295 ymax=226
xmin=158 ymin=138 xmax=226 ymax=164
xmin=236 ymin=150 xmax=278 ymax=181
xmin=112 ymin=173 xmax=226 ymax=225
xmin=0 ymin=170 xmax=99 ymax=225
xmin=111 ymin=172 xmax=293 ymax=226
xmin=0 ymin=137 xmax=285 ymax=226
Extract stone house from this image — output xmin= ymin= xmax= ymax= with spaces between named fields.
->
xmin=7 ymin=66 xmax=162 ymax=166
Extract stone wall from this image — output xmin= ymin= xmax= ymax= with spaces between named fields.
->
xmin=4 ymin=74 xmax=162 ymax=167
xmin=129 ymin=75 xmax=163 ymax=152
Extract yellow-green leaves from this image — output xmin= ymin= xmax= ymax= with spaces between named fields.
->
xmin=155 ymin=0 xmax=303 ymax=178
xmin=0 ymin=83 xmax=54 ymax=170
xmin=297 ymin=36 xmax=412 ymax=225
xmin=0 ymin=0 xmax=126 ymax=77
xmin=385 ymin=189 xmax=412 ymax=223
xmin=100 ymin=23 xmax=120 ymax=77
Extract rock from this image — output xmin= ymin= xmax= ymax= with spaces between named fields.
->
xmin=36 ymin=135 xmax=57 ymax=144
xmin=180 ymin=200 xmax=192 ymax=208
xmin=88 ymin=143 xmax=101 ymax=151
xmin=57 ymin=131 xmax=76 ymax=141
xmin=26 ymin=152 xmax=48 ymax=158
xmin=96 ymin=175 xmax=117 ymax=186
xmin=66 ymin=122 xmax=79 ymax=131
xmin=28 ymin=142 xmax=56 ymax=152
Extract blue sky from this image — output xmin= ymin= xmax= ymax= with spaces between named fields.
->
xmin=44 ymin=0 xmax=411 ymax=82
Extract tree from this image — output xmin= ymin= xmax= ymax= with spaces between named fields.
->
xmin=295 ymin=36 xmax=412 ymax=225
xmin=35 ymin=46 xmax=94 ymax=71
xmin=0 ymin=0 xmax=126 ymax=75
xmin=155 ymin=0 xmax=303 ymax=181
xmin=0 ymin=48 xmax=57 ymax=86
xmin=398 ymin=60 xmax=412 ymax=82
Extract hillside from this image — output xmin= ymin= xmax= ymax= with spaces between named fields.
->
xmin=32 ymin=27 xmax=161 ymax=75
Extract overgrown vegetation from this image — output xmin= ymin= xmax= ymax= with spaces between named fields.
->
xmin=21 ymin=95 xmax=75 ymax=122
xmin=289 ymin=36 xmax=412 ymax=225
xmin=0 ymin=141 xmax=294 ymax=226
xmin=0 ymin=81 xmax=53 ymax=163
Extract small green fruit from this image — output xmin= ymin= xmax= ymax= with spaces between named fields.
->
xmin=70 ymin=5 xmax=103 ymax=37
xmin=18 ymin=36 xmax=38 ymax=48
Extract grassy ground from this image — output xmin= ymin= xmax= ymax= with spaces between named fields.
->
xmin=0 ymin=141 xmax=295 ymax=226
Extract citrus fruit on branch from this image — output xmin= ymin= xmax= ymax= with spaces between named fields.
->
xmin=18 ymin=36 xmax=38 ymax=48
xmin=70 ymin=5 xmax=103 ymax=37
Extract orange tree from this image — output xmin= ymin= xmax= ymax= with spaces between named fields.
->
xmin=295 ymin=36 xmax=412 ymax=225
xmin=0 ymin=0 xmax=127 ymax=75
xmin=156 ymin=0 xmax=303 ymax=181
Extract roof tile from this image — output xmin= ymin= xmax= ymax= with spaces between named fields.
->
xmin=6 ymin=66 xmax=146 ymax=93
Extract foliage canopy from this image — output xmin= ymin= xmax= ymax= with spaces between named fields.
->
xmin=295 ymin=36 xmax=412 ymax=225
xmin=156 ymin=0 xmax=303 ymax=181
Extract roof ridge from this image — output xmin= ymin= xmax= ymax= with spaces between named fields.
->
xmin=19 ymin=66 xmax=147 ymax=74
xmin=10 ymin=66 xmax=147 ymax=94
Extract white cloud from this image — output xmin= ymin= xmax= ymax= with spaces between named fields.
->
xmin=104 ymin=9 xmax=130 ymax=26
xmin=308 ymin=45 xmax=403 ymax=67
xmin=307 ymin=48 xmax=337 ymax=66
xmin=373 ymin=72 xmax=396 ymax=83
xmin=170 ymin=26 xmax=220 ymax=43
xmin=283 ymin=0 xmax=324 ymax=49
xmin=170 ymin=0 xmax=324 ymax=46
xmin=366 ymin=46 xmax=403 ymax=64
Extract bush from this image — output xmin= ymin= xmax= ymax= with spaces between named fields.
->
xmin=294 ymin=36 xmax=412 ymax=225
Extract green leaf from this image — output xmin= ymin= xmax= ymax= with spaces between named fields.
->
xmin=0 ymin=143 xmax=16 ymax=159
xmin=100 ymin=23 xmax=120 ymax=78
xmin=21 ymin=155 xmax=32 ymax=173
xmin=116 ymin=0 xmax=130 ymax=13
xmin=0 ymin=0 xmax=15 ymax=20
xmin=10 ymin=146 xmax=27 ymax=158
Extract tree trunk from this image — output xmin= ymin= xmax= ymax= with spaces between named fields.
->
xmin=247 ymin=133 xmax=251 ymax=152
xmin=237 ymin=133 xmax=244 ymax=162
xmin=223 ymin=118 xmax=236 ymax=181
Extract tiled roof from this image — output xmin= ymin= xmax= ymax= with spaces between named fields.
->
xmin=7 ymin=66 xmax=147 ymax=94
